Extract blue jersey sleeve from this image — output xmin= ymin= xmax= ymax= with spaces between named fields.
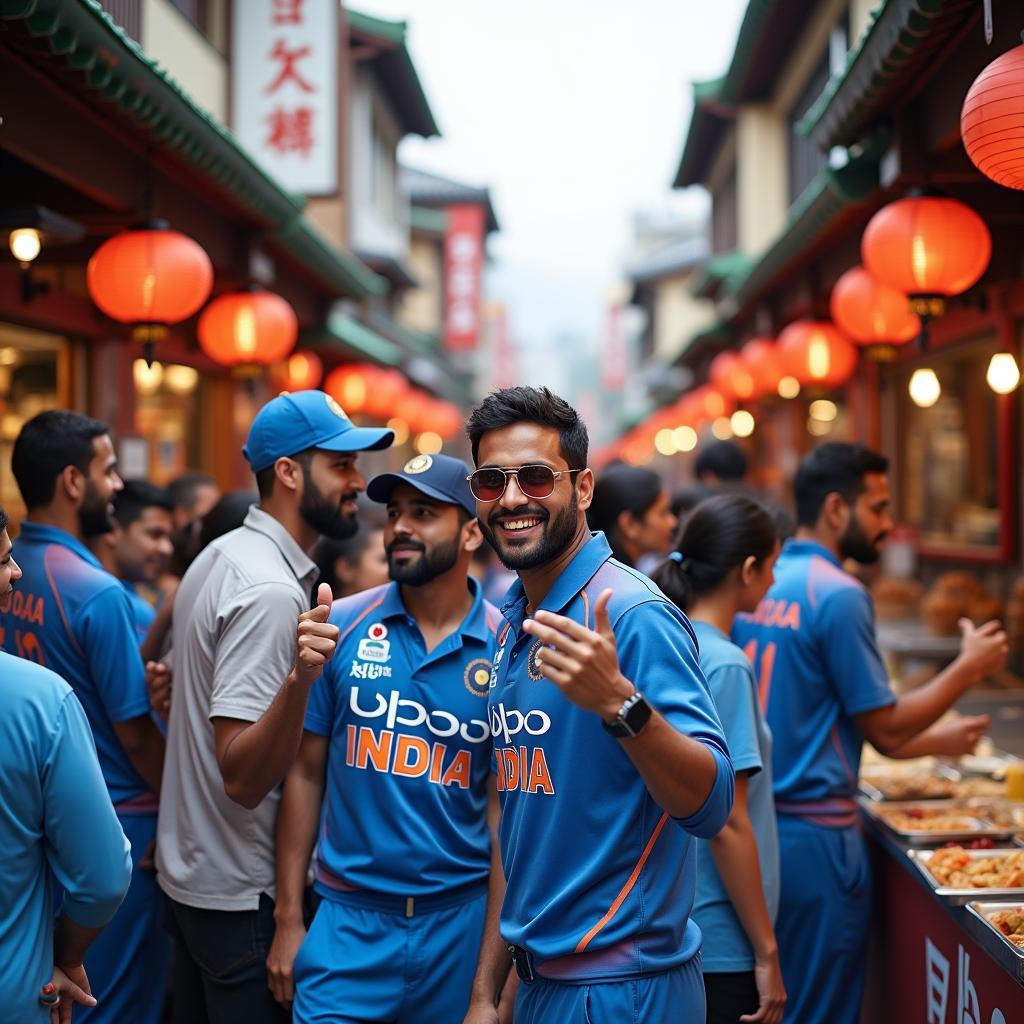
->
xmin=305 ymin=659 xmax=337 ymax=736
xmin=43 ymin=693 xmax=132 ymax=927
xmin=819 ymin=587 xmax=896 ymax=716
xmin=706 ymin=661 xmax=762 ymax=777
xmin=76 ymin=587 xmax=151 ymax=723
xmin=614 ymin=600 xmax=734 ymax=838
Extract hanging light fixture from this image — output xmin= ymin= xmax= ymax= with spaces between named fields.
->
xmin=777 ymin=321 xmax=858 ymax=389
xmin=861 ymin=194 xmax=991 ymax=339
xmin=830 ymin=266 xmax=920 ymax=358
xmin=987 ymin=353 xmax=1022 ymax=394
xmin=198 ymin=288 xmax=298 ymax=372
xmin=362 ymin=369 xmax=410 ymax=421
xmin=740 ymin=337 xmax=783 ymax=398
xmin=909 ymin=368 xmax=942 ymax=408
xmin=730 ymin=410 xmax=755 ymax=437
xmin=709 ymin=351 xmax=756 ymax=401
xmin=88 ymin=221 xmax=213 ymax=365
xmin=325 ymin=364 xmax=377 ymax=415
xmin=961 ymin=44 xmax=1024 ymax=191
xmin=272 ymin=350 xmax=323 ymax=392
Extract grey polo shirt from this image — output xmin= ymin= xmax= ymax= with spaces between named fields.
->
xmin=156 ymin=506 xmax=318 ymax=911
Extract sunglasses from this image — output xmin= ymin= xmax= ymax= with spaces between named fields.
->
xmin=467 ymin=465 xmax=583 ymax=502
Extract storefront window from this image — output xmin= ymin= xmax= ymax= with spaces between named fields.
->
xmin=0 ymin=323 xmax=67 ymax=521
xmin=895 ymin=333 xmax=1005 ymax=554
xmin=133 ymin=359 xmax=205 ymax=484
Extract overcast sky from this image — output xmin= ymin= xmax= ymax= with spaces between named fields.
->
xmin=357 ymin=0 xmax=747 ymax=349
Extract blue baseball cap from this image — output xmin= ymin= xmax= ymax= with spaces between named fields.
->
xmin=366 ymin=454 xmax=475 ymax=517
xmin=243 ymin=390 xmax=394 ymax=472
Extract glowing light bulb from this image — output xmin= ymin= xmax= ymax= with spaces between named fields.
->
xmin=778 ymin=376 xmax=801 ymax=399
xmin=730 ymin=410 xmax=755 ymax=437
xmin=672 ymin=426 xmax=698 ymax=452
xmin=9 ymin=228 xmax=41 ymax=264
xmin=986 ymin=353 xmax=1021 ymax=395
xmin=654 ymin=429 xmax=677 ymax=456
xmin=909 ymin=368 xmax=941 ymax=408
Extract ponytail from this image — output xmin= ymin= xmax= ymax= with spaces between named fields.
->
xmin=652 ymin=493 xmax=777 ymax=613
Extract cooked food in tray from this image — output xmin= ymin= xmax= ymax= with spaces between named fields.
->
xmin=877 ymin=806 xmax=989 ymax=833
xmin=861 ymin=772 xmax=957 ymax=801
xmin=954 ymin=777 xmax=1008 ymax=799
xmin=988 ymin=907 xmax=1024 ymax=948
xmin=926 ymin=848 xmax=1024 ymax=889
xmin=962 ymin=800 xmax=1024 ymax=829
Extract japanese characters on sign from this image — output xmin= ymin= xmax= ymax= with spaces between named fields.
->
xmin=443 ymin=204 xmax=486 ymax=353
xmin=231 ymin=0 xmax=338 ymax=195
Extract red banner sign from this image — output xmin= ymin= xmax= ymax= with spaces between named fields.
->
xmin=443 ymin=204 xmax=486 ymax=353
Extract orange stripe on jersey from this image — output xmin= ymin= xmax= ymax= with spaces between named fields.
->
xmin=44 ymin=547 xmax=85 ymax=659
xmin=580 ymin=589 xmax=592 ymax=631
xmin=498 ymin=621 xmax=513 ymax=647
xmin=574 ymin=811 xmax=669 ymax=953
xmin=484 ymin=609 xmax=499 ymax=635
xmin=339 ymin=595 xmax=387 ymax=643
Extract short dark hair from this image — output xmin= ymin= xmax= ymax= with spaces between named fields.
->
xmin=653 ymin=493 xmax=777 ymax=613
xmin=695 ymin=440 xmax=748 ymax=483
xmin=11 ymin=410 xmax=110 ymax=509
xmin=113 ymin=480 xmax=173 ymax=529
xmin=255 ymin=449 xmax=314 ymax=499
xmin=794 ymin=442 xmax=889 ymax=527
xmin=0 ymin=507 xmax=8 ymax=534
xmin=466 ymin=387 xmax=588 ymax=470
xmin=166 ymin=471 xmax=217 ymax=512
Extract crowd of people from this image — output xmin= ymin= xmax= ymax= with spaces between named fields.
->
xmin=0 ymin=386 xmax=1010 ymax=1024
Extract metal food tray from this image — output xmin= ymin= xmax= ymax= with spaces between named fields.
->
xmin=859 ymin=798 xmax=1017 ymax=843
xmin=908 ymin=848 xmax=1024 ymax=905
xmin=965 ymin=902 xmax=1024 ymax=983
xmin=858 ymin=762 xmax=961 ymax=802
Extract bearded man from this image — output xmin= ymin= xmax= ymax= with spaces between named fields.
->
xmin=731 ymin=442 xmax=1007 ymax=1024
xmin=1 ymin=410 xmax=167 ymax=1024
xmin=156 ymin=390 xmax=392 ymax=1024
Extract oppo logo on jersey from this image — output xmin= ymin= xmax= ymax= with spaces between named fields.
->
xmin=349 ymin=687 xmax=490 ymax=744
xmin=489 ymin=703 xmax=553 ymax=745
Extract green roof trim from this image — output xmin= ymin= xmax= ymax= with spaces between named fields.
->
xmin=720 ymin=141 xmax=883 ymax=316
xmin=409 ymin=205 xmax=448 ymax=234
xmin=797 ymin=0 xmax=975 ymax=150
xmin=718 ymin=0 xmax=776 ymax=102
xmin=308 ymin=314 xmax=403 ymax=366
xmin=674 ymin=322 xmax=737 ymax=368
xmin=347 ymin=9 xmax=440 ymax=138
xmin=0 ymin=0 xmax=385 ymax=300
xmin=689 ymin=250 xmax=750 ymax=298
xmin=672 ymin=77 xmax=732 ymax=189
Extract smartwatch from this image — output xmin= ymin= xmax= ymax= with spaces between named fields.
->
xmin=602 ymin=691 xmax=653 ymax=738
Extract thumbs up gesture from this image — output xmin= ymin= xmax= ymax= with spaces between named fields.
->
xmin=294 ymin=583 xmax=340 ymax=686
xmin=521 ymin=588 xmax=634 ymax=720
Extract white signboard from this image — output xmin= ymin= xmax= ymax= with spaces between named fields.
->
xmin=231 ymin=0 xmax=338 ymax=195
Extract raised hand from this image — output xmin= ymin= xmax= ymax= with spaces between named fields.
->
xmin=957 ymin=618 xmax=1009 ymax=683
xmin=522 ymin=588 xmax=633 ymax=720
xmin=294 ymin=583 xmax=339 ymax=686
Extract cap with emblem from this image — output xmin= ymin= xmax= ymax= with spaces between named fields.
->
xmin=366 ymin=453 xmax=475 ymax=517
xmin=243 ymin=390 xmax=394 ymax=472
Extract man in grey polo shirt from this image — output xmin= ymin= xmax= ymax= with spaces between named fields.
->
xmin=156 ymin=390 xmax=392 ymax=1024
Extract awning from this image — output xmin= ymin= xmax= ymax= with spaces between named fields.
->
xmin=303 ymin=315 xmax=403 ymax=367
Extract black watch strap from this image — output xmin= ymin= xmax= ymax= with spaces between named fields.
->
xmin=602 ymin=691 xmax=653 ymax=738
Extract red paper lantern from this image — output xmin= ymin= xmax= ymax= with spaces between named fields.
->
xmin=325 ymin=364 xmax=377 ymax=415
xmin=862 ymin=195 xmax=991 ymax=306
xmin=362 ymin=369 xmax=409 ymax=420
xmin=777 ymin=321 xmax=858 ymax=389
xmin=690 ymin=385 xmax=735 ymax=424
xmin=272 ymin=350 xmax=323 ymax=392
xmin=198 ymin=290 xmax=298 ymax=369
xmin=961 ymin=44 xmax=1024 ymax=191
xmin=830 ymin=266 xmax=920 ymax=346
xmin=88 ymin=223 xmax=213 ymax=362
xmin=709 ymin=351 xmax=756 ymax=401
xmin=740 ymin=337 xmax=783 ymax=397
xmin=394 ymin=389 xmax=434 ymax=434
xmin=433 ymin=403 xmax=464 ymax=439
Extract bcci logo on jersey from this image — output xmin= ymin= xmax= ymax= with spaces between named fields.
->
xmin=464 ymin=658 xmax=492 ymax=698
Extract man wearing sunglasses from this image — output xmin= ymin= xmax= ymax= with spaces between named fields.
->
xmin=462 ymin=387 xmax=733 ymax=1024
xmin=268 ymin=454 xmax=508 ymax=1024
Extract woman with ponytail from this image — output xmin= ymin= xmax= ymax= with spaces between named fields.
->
xmin=652 ymin=493 xmax=784 ymax=1024
xmin=588 ymin=464 xmax=677 ymax=569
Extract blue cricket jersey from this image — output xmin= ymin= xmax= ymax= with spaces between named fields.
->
xmin=121 ymin=581 xmax=156 ymax=647
xmin=731 ymin=538 xmax=895 ymax=824
xmin=489 ymin=533 xmax=733 ymax=981
xmin=0 ymin=651 xmax=131 ymax=1020
xmin=0 ymin=522 xmax=153 ymax=804
xmin=305 ymin=577 xmax=499 ymax=899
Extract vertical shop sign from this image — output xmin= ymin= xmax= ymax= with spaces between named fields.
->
xmin=232 ymin=0 xmax=338 ymax=195
xmin=602 ymin=303 xmax=627 ymax=390
xmin=443 ymin=204 xmax=486 ymax=352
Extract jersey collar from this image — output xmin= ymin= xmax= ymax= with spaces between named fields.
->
xmin=16 ymin=520 xmax=105 ymax=571
xmin=500 ymin=531 xmax=613 ymax=625
xmin=242 ymin=506 xmax=319 ymax=588
xmin=377 ymin=575 xmax=492 ymax=645
xmin=783 ymin=537 xmax=843 ymax=569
